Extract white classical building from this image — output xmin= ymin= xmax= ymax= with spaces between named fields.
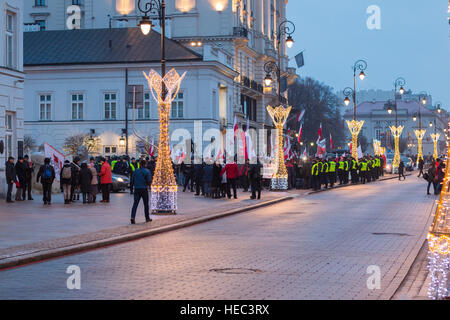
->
xmin=23 ymin=0 xmax=296 ymax=156
xmin=343 ymin=100 xmax=446 ymax=157
xmin=1 ymin=0 xmax=24 ymax=197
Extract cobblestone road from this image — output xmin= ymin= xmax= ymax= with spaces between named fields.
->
xmin=0 ymin=176 xmax=435 ymax=299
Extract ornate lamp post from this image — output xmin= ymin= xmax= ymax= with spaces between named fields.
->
xmin=343 ymin=59 xmax=367 ymax=162
xmin=138 ymin=0 xmax=184 ymax=214
xmin=263 ymin=20 xmax=295 ymax=191
xmin=413 ymin=92 xmax=427 ymax=165
xmin=386 ymin=77 xmax=406 ymax=169
xmin=430 ymin=102 xmax=443 ymax=160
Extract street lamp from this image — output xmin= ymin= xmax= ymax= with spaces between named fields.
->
xmin=388 ymin=77 xmax=406 ymax=169
xmin=414 ymin=91 xmax=429 ymax=165
xmin=138 ymin=0 xmax=182 ymax=214
xmin=344 ymin=59 xmax=367 ymax=162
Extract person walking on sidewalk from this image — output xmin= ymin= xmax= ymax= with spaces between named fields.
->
xmin=36 ymin=157 xmax=55 ymax=205
xmin=130 ymin=160 xmax=152 ymax=225
xmin=89 ymin=158 xmax=99 ymax=203
xmin=398 ymin=160 xmax=406 ymax=181
xmin=417 ymin=158 xmax=425 ymax=177
xmin=249 ymin=160 xmax=263 ymax=200
xmin=60 ymin=160 xmax=73 ymax=204
xmin=79 ymin=163 xmax=93 ymax=204
xmin=5 ymin=156 xmax=17 ymax=203
xmin=23 ymin=155 xmax=34 ymax=200
xmin=221 ymin=159 xmax=239 ymax=199
xmin=99 ymin=157 xmax=112 ymax=203
xmin=14 ymin=157 xmax=26 ymax=201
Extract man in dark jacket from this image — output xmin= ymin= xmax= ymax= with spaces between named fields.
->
xmin=5 ymin=156 xmax=16 ymax=203
xmin=23 ymin=155 xmax=34 ymax=200
xmin=418 ymin=158 xmax=425 ymax=177
xmin=15 ymin=157 xmax=27 ymax=201
xmin=193 ymin=160 xmax=204 ymax=196
xmin=182 ymin=161 xmax=194 ymax=192
xmin=36 ymin=157 xmax=56 ymax=205
xmin=70 ymin=156 xmax=81 ymax=202
xmin=130 ymin=160 xmax=152 ymax=224
xmin=249 ymin=160 xmax=263 ymax=200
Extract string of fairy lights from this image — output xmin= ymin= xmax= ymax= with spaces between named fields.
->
xmin=427 ymin=121 xmax=450 ymax=299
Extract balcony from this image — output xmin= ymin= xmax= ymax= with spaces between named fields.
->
xmin=233 ymin=27 xmax=248 ymax=38
xmin=240 ymin=76 xmax=263 ymax=94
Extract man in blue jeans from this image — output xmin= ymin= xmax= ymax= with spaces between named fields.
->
xmin=130 ymin=160 xmax=152 ymax=225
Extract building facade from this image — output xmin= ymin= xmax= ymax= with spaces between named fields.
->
xmin=24 ymin=28 xmax=238 ymax=157
xmin=1 ymin=0 xmax=24 ymax=197
xmin=343 ymin=100 xmax=446 ymax=157
xmin=23 ymin=0 xmax=295 ymax=129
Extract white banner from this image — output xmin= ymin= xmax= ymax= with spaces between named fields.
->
xmin=44 ymin=143 xmax=66 ymax=181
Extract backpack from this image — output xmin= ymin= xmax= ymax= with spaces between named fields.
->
xmin=42 ymin=165 xmax=52 ymax=179
xmin=62 ymin=167 xmax=72 ymax=180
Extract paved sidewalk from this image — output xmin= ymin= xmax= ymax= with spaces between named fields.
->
xmin=0 ymin=189 xmax=295 ymax=269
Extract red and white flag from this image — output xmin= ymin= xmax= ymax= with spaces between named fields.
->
xmin=297 ymin=123 xmax=303 ymax=144
xmin=44 ymin=142 xmax=65 ymax=181
xmin=330 ymin=133 xmax=334 ymax=150
xmin=296 ymin=110 xmax=306 ymax=122
xmin=148 ymin=137 xmax=155 ymax=157
xmin=233 ymin=115 xmax=239 ymax=136
xmin=317 ymin=123 xmax=322 ymax=141
xmin=302 ymin=147 xmax=308 ymax=159
xmin=284 ymin=135 xmax=291 ymax=160
xmin=315 ymin=138 xmax=327 ymax=158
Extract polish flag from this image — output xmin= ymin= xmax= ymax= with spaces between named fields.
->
xmin=302 ymin=148 xmax=308 ymax=159
xmin=297 ymin=123 xmax=303 ymax=144
xmin=284 ymin=135 xmax=291 ymax=160
xmin=296 ymin=110 xmax=305 ymax=122
xmin=233 ymin=115 xmax=239 ymax=135
xmin=318 ymin=123 xmax=322 ymax=140
xmin=149 ymin=137 xmax=155 ymax=157
xmin=330 ymin=133 xmax=334 ymax=150
xmin=315 ymin=138 xmax=327 ymax=158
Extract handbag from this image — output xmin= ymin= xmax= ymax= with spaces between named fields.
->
xmin=423 ymin=172 xmax=429 ymax=181
xmin=15 ymin=181 xmax=20 ymax=188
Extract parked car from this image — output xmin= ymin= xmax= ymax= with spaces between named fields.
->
xmin=384 ymin=156 xmax=413 ymax=174
xmin=111 ymin=173 xmax=129 ymax=192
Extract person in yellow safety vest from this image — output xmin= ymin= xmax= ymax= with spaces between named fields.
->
xmin=110 ymin=159 xmax=118 ymax=172
xmin=338 ymin=158 xmax=345 ymax=185
xmin=343 ymin=157 xmax=350 ymax=184
xmin=321 ymin=159 xmax=329 ymax=189
xmin=351 ymin=157 xmax=359 ymax=184
xmin=328 ymin=158 xmax=337 ymax=188
xmin=359 ymin=158 xmax=368 ymax=184
xmin=376 ymin=157 xmax=381 ymax=179
xmin=311 ymin=160 xmax=321 ymax=191
xmin=129 ymin=158 xmax=140 ymax=194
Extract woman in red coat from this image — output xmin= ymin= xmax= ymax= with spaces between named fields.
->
xmin=99 ymin=158 xmax=112 ymax=202
xmin=221 ymin=161 xmax=239 ymax=199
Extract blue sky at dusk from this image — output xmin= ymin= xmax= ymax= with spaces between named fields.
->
xmin=286 ymin=0 xmax=450 ymax=107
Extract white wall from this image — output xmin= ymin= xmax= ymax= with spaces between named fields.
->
xmin=24 ymin=61 xmax=236 ymax=157
xmin=1 ymin=0 xmax=24 ymax=197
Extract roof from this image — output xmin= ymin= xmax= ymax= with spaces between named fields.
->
xmin=344 ymin=100 xmax=435 ymax=118
xmin=24 ymin=28 xmax=202 ymax=66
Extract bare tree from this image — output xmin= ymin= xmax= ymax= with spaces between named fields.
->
xmin=23 ymin=135 xmax=36 ymax=154
xmin=63 ymin=134 xmax=100 ymax=156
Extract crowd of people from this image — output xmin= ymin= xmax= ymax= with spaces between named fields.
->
xmin=3 ymin=151 xmax=447 ymax=224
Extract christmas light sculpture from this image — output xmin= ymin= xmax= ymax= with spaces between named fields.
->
xmin=390 ymin=125 xmax=404 ymax=168
xmin=431 ymin=133 xmax=440 ymax=160
xmin=346 ymin=120 xmax=364 ymax=161
xmin=415 ymin=129 xmax=426 ymax=165
xmin=143 ymin=68 xmax=186 ymax=213
xmin=427 ymin=133 xmax=450 ymax=299
xmin=267 ymin=105 xmax=292 ymax=190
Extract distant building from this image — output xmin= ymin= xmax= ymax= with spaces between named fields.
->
xmin=23 ymin=28 xmax=238 ymax=156
xmin=1 ymin=0 xmax=24 ymax=197
xmin=343 ymin=100 xmax=445 ymax=157
xmin=23 ymin=0 xmax=296 ymax=129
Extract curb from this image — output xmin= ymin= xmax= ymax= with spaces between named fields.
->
xmin=0 ymin=196 xmax=293 ymax=271
xmin=307 ymin=173 xmax=413 ymax=195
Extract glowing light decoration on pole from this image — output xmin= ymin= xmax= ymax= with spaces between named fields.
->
xmin=267 ymin=105 xmax=292 ymax=190
xmin=431 ymin=133 xmax=440 ymax=160
xmin=143 ymin=68 xmax=186 ymax=214
xmin=427 ymin=129 xmax=450 ymax=299
xmin=415 ymin=129 xmax=426 ymax=165
xmin=390 ymin=125 xmax=404 ymax=168
xmin=346 ymin=120 xmax=364 ymax=160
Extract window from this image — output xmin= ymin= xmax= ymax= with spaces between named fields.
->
xmin=39 ymin=94 xmax=52 ymax=120
xmin=35 ymin=0 xmax=46 ymax=6
xmin=72 ymin=0 xmax=82 ymax=5
xmin=35 ymin=20 xmax=46 ymax=31
xmin=171 ymin=92 xmax=184 ymax=118
xmin=5 ymin=12 xmax=15 ymax=68
xmin=5 ymin=114 xmax=13 ymax=130
xmin=5 ymin=112 xmax=14 ymax=159
xmin=104 ymin=146 xmax=117 ymax=155
xmin=104 ymin=93 xmax=117 ymax=120
xmin=138 ymin=93 xmax=151 ymax=119
xmin=71 ymin=94 xmax=84 ymax=120
xmin=375 ymin=129 xmax=381 ymax=141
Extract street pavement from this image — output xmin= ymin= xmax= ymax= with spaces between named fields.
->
xmin=0 ymin=175 xmax=436 ymax=300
